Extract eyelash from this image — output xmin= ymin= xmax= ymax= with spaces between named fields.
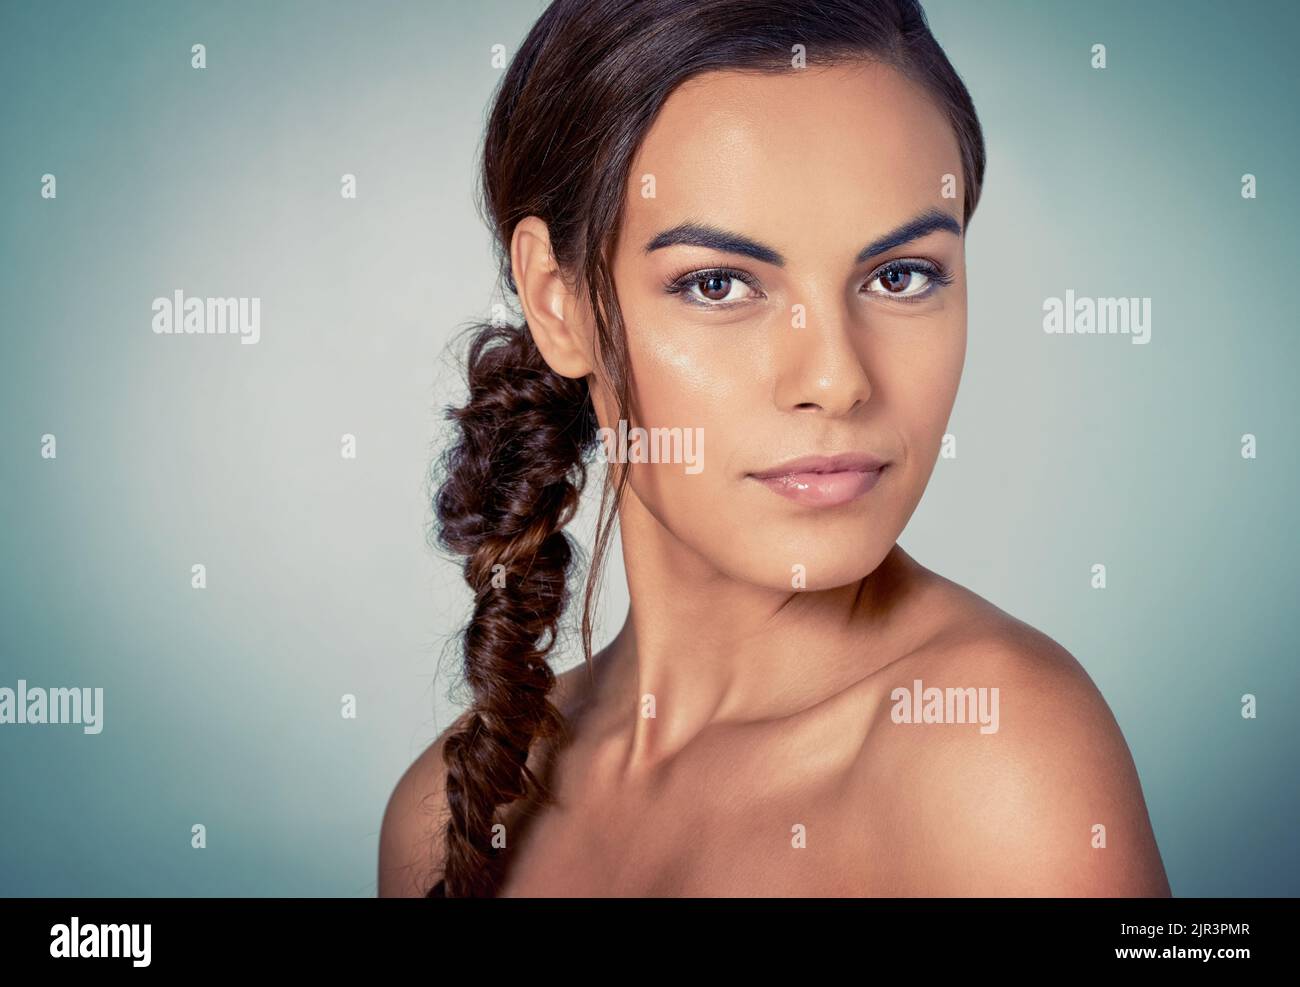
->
xmin=663 ymin=258 xmax=954 ymax=307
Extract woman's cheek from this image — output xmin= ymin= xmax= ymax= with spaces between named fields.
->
xmin=629 ymin=318 xmax=748 ymax=423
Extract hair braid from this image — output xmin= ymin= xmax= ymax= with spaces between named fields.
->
xmin=429 ymin=320 xmax=598 ymax=897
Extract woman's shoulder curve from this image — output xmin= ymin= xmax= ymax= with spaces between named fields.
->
xmin=891 ymin=560 xmax=1103 ymax=695
xmin=377 ymin=708 xmax=474 ymax=897
xmin=376 ymin=660 xmax=595 ymax=897
xmin=856 ymin=566 xmax=1172 ymax=896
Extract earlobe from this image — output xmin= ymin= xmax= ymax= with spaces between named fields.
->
xmin=511 ymin=216 xmax=595 ymax=380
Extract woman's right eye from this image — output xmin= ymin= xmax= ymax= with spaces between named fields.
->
xmin=666 ymin=268 xmax=763 ymax=306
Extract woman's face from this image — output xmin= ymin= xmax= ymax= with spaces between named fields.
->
xmin=594 ymin=60 xmax=967 ymax=591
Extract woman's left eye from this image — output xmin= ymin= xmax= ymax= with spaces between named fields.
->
xmin=863 ymin=260 xmax=951 ymax=301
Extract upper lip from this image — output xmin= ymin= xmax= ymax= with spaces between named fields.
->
xmin=748 ymin=452 xmax=889 ymax=479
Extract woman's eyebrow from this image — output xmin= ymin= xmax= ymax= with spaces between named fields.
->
xmin=644 ymin=207 xmax=962 ymax=266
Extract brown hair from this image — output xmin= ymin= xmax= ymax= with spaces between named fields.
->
xmin=427 ymin=0 xmax=986 ymax=897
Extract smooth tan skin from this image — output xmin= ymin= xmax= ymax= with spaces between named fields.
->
xmin=379 ymin=61 xmax=1171 ymax=897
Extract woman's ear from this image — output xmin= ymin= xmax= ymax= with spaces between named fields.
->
xmin=511 ymin=216 xmax=595 ymax=380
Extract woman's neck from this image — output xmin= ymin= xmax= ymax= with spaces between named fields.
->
xmin=592 ymin=488 xmax=930 ymax=779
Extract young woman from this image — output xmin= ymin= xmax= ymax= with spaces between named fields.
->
xmin=379 ymin=0 xmax=1172 ymax=898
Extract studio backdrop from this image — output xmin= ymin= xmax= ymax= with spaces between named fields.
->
xmin=1 ymin=0 xmax=1296 ymax=896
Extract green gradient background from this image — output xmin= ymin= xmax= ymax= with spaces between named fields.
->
xmin=1 ymin=0 xmax=1296 ymax=896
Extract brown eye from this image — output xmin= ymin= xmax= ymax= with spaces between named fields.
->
xmin=667 ymin=268 xmax=761 ymax=306
xmin=698 ymin=274 xmax=734 ymax=301
xmin=864 ymin=261 xmax=938 ymax=300
xmin=879 ymin=268 xmax=913 ymax=294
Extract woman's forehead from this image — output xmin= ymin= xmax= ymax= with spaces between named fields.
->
xmin=619 ymin=63 xmax=963 ymax=267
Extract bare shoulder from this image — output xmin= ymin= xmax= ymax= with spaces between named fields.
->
xmin=377 ymin=708 xmax=473 ymax=897
xmin=377 ymin=661 xmax=593 ymax=897
xmin=856 ymin=571 xmax=1171 ymax=896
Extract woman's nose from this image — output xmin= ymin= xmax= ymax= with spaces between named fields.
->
xmin=771 ymin=301 xmax=873 ymax=416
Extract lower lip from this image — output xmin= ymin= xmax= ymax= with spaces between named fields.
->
xmin=750 ymin=466 xmax=886 ymax=507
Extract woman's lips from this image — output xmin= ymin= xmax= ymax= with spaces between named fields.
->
xmin=752 ymin=466 xmax=885 ymax=506
xmin=747 ymin=453 xmax=889 ymax=508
